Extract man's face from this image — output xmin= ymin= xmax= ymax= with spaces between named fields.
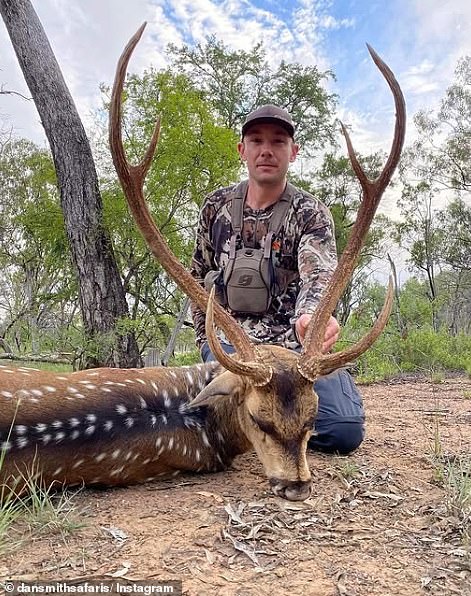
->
xmin=238 ymin=123 xmax=299 ymax=186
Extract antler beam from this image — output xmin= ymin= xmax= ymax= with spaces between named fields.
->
xmin=108 ymin=23 xmax=271 ymax=383
xmin=298 ymin=44 xmax=406 ymax=381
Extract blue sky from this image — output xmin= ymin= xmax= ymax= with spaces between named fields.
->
xmin=1 ymin=0 xmax=469 ymax=154
xmin=0 ymin=0 xmax=469 ymax=282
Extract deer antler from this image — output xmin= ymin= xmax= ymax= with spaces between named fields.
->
xmin=205 ymin=288 xmax=273 ymax=386
xmin=298 ymin=44 xmax=406 ymax=382
xmin=108 ymin=23 xmax=271 ymax=383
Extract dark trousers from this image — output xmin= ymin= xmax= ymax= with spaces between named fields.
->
xmin=201 ymin=342 xmax=365 ymax=455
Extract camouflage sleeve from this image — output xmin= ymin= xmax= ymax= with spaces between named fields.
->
xmin=292 ymin=202 xmax=338 ymax=323
xmin=189 ymin=198 xmax=214 ymax=350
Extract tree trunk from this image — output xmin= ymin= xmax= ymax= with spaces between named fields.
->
xmin=0 ymin=0 xmax=141 ymax=368
xmin=387 ymin=253 xmax=408 ymax=339
xmin=161 ymin=297 xmax=190 ymax=366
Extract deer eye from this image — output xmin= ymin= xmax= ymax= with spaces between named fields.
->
xmin=249 ymin=413 xmax=274 ymax=435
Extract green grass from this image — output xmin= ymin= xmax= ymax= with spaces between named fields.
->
xmin=0 ymin=359 xmax=72 ymax=373
xmin=425 ymin=402 xmax=471 ymax=543
xmin=0 ymin=473 xmax=85 ymax=555
xmin=0 ymin=414 xmax=84 ymax=554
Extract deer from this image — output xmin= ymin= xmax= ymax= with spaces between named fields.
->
xmin=0 ymin=24 xmax=405 ymax=502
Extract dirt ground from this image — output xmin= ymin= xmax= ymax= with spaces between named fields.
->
xmin=1 ymin=375 xmax=471 ymax=596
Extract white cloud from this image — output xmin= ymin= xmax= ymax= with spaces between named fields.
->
xmin=1 ymin=0 xmax=468 ymax=158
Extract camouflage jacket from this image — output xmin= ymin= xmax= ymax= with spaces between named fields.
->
xmin=190 ymin=180 xmax=337 ymax=350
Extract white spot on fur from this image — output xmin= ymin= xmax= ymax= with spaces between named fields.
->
xmin=161 ymin=414 xmax=168 ymax=425
xmin=111 ymin=449 xmax=121 ymax=459
xmin=1 ymin=391 xmax=13 ymax=398
xmin=52 ymin=420 xmax=63 ymax=428
xmin=1 ymin=441 xmax=12 ymax=451
xmin=139 ymin=397 xmax=148 ymax=409
xmin=42 ymin=434 xmax=52 ymax=445
xmin=116 ymin=404 xmax=127 ymax=415
xmin=125 ymin=451 xmax=133 ymax=461
xmin=195 ymin=449 xmax=201 ymax=462
xmin=104 ymin=420 xmax=113 ymax=431
xmin=15 ymin=425 xmax=27 ymax=435
xmin=67 ymin=386 xmax=79 ymax=393
xmin=36 ymin=423 xmax=47 ymax=433
xmin=70 ymin=430 xmax=80 ymax=440
xmin=168 ymin=437 xmax=174 ymax=450
xmin=85 ymin=425 xmax=95 ymax=436
xmin=125 ymin=417 xmax=134 ymax=428
xmin=86 ymin=414 xmax=97 ymax=423
xmin=52 ymin=467 xmax=63 ymax=476
xmin=200 ymin=430 xmax=210 ymax=448
xmin=55 ymin=432 xmax=66 ymax=442
xmin=110 ymin=466 xmax=125 ymax=476
xmin=73 ymin=459 xmax=85 ymax=468
xmin=69 ymin=418 xmax=80 ymax=428
xmin=150 ymin=415 xmax=157 ymax=427
xmin=156 ymin=437 xmax=162 ymax=448
xmin=83 ymin=384 xmax=97 ymax=390
xmin=42 ymin=385 xmax=57 ymax=393
xmin=217 ymin=431 xmax=225 ymax=443
xmin=17 ymin=437 xmax=28 ymax=449
xmin=142 ymin=458 xmax=151 ymax=465
xmin=30 ymin=389 xmax=43 ymax=397
xmin=95 ymin=453 xmax=107 ymax=463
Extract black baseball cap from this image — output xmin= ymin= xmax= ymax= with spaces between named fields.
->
xmin=241 ymin=104 xmax=295 ymax=138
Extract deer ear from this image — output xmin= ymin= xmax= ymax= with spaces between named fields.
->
xmin=189 ymin=372 xmax=246 ymax=409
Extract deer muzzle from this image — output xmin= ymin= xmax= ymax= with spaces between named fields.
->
xmin=269 ymin=477 xmax=312 ymax=501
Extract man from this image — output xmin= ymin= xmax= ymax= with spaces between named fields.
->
xmin=190 ymin=104 xmax=364 ymax=454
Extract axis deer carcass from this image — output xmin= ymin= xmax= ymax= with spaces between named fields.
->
xmin=0 ymin=25 xmax=405 ymax=502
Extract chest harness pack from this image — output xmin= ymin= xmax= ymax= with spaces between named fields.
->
xmin=205 ymin=181 xmax=294 ymax=315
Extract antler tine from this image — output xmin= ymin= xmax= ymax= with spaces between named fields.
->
xmin=298 ymin=46 xmax=406 ymax=380
xmin=205 ymin=288 xmax=273 ymax=385
xmin=299 ymin=278 xmax=394 ymax=380
xmin=109 ymin=24 xmax=265 ymax=369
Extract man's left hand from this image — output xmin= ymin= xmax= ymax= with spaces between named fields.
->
xmin=295 ymin=314 xmax=340 ymax=353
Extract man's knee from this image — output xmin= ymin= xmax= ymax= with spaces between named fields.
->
xmin=309 ymin=420 xmax=365 ymax=455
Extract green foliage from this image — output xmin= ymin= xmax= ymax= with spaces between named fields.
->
xmin=97 ymin=69 xmax=241 ymax=351
xmin=168 ymin=349 xmax=201 ymax=367
xmin=344 ymin=323 xmax=471 ymax=382
xmin=341 ymin=276 xmax=471 ymax=382
xmin=0 ymin=139 xmax=77 ymax=355
xmin=169 ymin=37 xmax=338 ymax=153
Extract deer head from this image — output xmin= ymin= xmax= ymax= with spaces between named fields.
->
xmin=109 ymin=24 xmax=405 ymax=501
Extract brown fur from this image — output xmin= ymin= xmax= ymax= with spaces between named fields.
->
xmin=0 ymin=347 xmax=315 ymax=501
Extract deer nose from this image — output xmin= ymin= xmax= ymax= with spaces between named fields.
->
xmin=269 ymin=478 xmax=312 ymax=501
